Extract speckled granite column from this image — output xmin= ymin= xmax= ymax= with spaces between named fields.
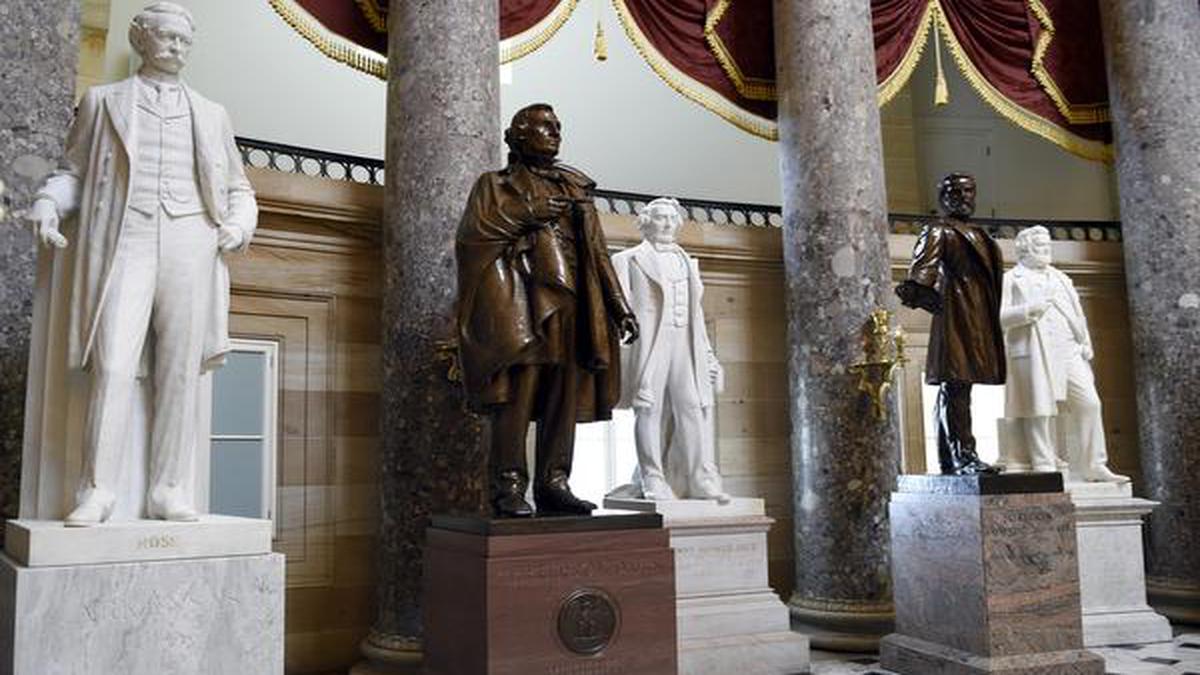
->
xmin=1098 ymin=0 xmax=1200 ymax=625
xmin=0 ymin=1 xmax=79 ymax=533
xmin=360 ymin=4 xmax=499 ymax=672
xmin=773 ymin=0 xmax=902 ymax=651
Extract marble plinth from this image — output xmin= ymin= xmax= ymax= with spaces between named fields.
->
xmin=0 ymin=552 xmax=284 ymax=675
xmin=1067 ymin=482 xmax=1172 ymax=646
xmin=422 ymin=511 xmax=676 ymax=675
xmin=606 ymin=497 xmax=809 ymax=674
xmin=6 ymin=516 xmax=272 ymax=566
xmin=881 ymin=474 xmax=1103 ymax=674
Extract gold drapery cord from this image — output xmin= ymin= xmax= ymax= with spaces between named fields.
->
xmin=500 ymin=0 xmax=581 ymax=64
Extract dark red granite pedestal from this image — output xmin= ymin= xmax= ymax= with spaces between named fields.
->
xmin=423 ymin=511 xmax=677 ymax=675
xmin=880 ymin=474 xmax=1105 ymax=675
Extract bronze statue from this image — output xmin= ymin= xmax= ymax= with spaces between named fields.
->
xmin=455 ymin=103 xmax=639 ymax=517
xmin=896 ymin=173 xmax=1005 ymax=475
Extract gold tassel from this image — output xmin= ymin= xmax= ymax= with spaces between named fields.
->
xmin=593 ymin=19 xmax=608 ymax=61
xmin=932 ymin=14 xmax=949 ymax=106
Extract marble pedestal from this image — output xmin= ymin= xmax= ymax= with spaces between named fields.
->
xmin=605 ymin=497 xmax=809 ymax=675
xmin=422 ymin=511 xmax=677 ymax=675
xmin=1067 ymin=481 xmax=1173 ymax=646
xmin=0 ymin=517 xmax=283 ymax=675
xmin=881 ymin=474 xmax=1104 ymax=675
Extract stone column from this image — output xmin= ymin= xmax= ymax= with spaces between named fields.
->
xmin=358 ymin=4 xmax=500 ymax=673
xmin=0 ymin=2 xmax=79 ymax=530
xmin=1097 ymin=0 xmax=1200 ymax=625
xmin=773 ymin=0 xmax=902 ymax=650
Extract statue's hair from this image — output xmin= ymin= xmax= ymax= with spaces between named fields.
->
xmin=636 ymin=197 xmax=684 ymax=233
xmin=1014 ymin=225 xmax=1050 ymax=255
xmin=504 ymin=103 xmax=555 ymax=164
xmin=129 ymin=2 xmax=195 ymax=54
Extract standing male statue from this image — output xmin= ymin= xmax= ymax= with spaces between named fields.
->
xmin=455 ymin=103 xmax=639 ymax=518
xmin=896 ymin=173 xmax=1004 ymax=475
xmin=999 ymin=226 xmax=1128 ymax=482
xmin=610 ymin=198 xmax=728 ymax=502
xmin=23 ymin=2 xmax=256 ymax=525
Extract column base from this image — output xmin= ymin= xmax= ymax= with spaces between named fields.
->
xmin=1148 ymin=578 xmax=1200 ymax=625
xmin=1083 ymin=609 xmax=1173 ymax=646
xmin=787 ymin=598 xmax=894 ymax=652
xmin=349 ymin=632 xmax=423 ymax=675
xmin=881 ymin=633 xmax=1105 ymax=674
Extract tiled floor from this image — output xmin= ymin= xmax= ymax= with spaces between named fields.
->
xmin=807 ymin=633 xmax=1200 ymax=675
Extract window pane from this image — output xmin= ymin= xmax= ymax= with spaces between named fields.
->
xmin=210 ymin=439 xmax=264 ymax=518
xmin=212 ymin=351 xmax=266 ymax=435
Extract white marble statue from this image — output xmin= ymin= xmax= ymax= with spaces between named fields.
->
xmin=22 ymin=2 xmax=257 ymax=525
xmin=609 ymin=198 xmax=729 ymax=502
xmin=999 ymin=226 xmax=1128 ymax=482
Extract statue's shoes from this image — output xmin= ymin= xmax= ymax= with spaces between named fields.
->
xmin=64 ymin=488 xmax=116 ymax=527
xmin=1031 ymin=463 xmax=1059 ymax=474
xmin=695 ymin=490 xmax=732 ymax=505
xmin=641 ymin=475 xmax=677 ymax=501
xmin=1080 ymin=466 xmax=1131 ymax=483
xmin=146 ymin=486 xmax=199 ymax=522
xmin=534 ymin=485 xmax=597 ymax=516
xmin=493 ymin=493 xmax=535 ymax=518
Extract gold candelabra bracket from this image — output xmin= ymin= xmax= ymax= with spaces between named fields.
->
xmin=847 ymin=309 xmax=909 ymax=420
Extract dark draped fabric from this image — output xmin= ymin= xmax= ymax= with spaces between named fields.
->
xmin=615 ymin=0 xmax=1114 ymax=158
xmin=272 ymin=0 xmax=1127 ymax=159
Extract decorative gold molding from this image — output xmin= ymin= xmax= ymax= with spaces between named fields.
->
xmin=1027 ymin=0 xmax=1110 ymax=125
xmin=610 ymin=0 xmax=778 ymax=140
xmin=268 ymin=0 xmax=387 ymax=79
xmin=501 ymin=0 xmax=581 ymax=64
xmin=877 ymin=1 xmax=938 ymax=107
xmin=931 ymin=1 xmax=1113 ymax=163
xmin=704 ymin=0 xmax=776 ymax=101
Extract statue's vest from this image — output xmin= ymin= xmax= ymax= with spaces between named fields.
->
xmin=128 ymin=83 xmax=205 ymax=218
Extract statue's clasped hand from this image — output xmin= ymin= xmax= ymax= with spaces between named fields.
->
xmin=217 ymin=224 xmax=245 ymax=252
xmin=618 ymin=314 xmax=639 ymax=345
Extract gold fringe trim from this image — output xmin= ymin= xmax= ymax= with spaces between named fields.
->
xmin=932 ymin=0 xmax=1112 ymax=162
xmin=500 ymin=0 xmax=580 ymax=64
xmin=354 ymin=0 xmax=387 ymax=34
xmin=268 ymin=0 xmax=387 ymax=79
xmin=611 ymin=0 xmax=777 ymax=140
xmin=1027 ymin=0 xmax=1110 ymax=125
xmin=877 ymin=1 xmax=937 ymax=107
xmin=704 ymin=0 xmax=775 ymax=101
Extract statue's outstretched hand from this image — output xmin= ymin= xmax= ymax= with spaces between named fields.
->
xmin=619 ymin=314 xmax=639 ymax=345
xmin=27 ymin=198 xmax=67 ymax=249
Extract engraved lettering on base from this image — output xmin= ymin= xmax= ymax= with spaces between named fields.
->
xmin=557 ymin=588 xmax=619 ymax=656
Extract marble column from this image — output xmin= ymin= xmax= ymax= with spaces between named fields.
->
xmin=0 ymin=2 xmax=79 ymax=533
xmin=359 ymin=4 xmax=500 ymax=672
xmin=1097 ymin=0 xmax=1200 ymax=625
xmin=773 ymin=0 xmax=902 ymax=651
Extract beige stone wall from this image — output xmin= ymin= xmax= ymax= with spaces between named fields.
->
xmin=245 ymin=172 xmax=1136 ymax=673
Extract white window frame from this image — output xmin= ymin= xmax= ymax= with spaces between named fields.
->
xmin=196 ymin=339 xmax=279 ymax=526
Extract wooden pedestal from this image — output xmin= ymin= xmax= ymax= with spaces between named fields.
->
xmin=423 ymin=511 xmax=677 ymax=675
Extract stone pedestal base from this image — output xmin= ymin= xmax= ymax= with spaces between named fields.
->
xmin=881 ymin=474 xmax=1103 ymax=675
xmin=605 ymin=497 xmax=809 ymax=674
xmin=0 ymin=552 xmax=284 ymax=674
xmin=881 ymin=633 xmax=1106 ymax=674
xmin=1067 ymin=482 xmax=1173 ymax=646
xmin=423 ymin=511 xmax=677 ymax=675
